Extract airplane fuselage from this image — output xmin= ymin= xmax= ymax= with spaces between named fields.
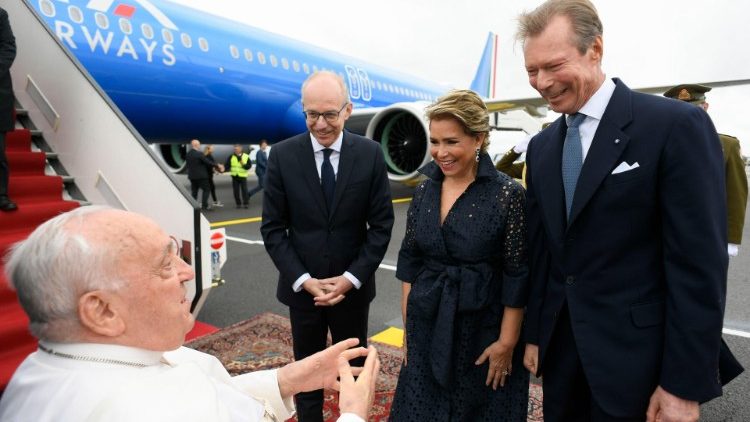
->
xmin=31 ymin=0 xmax=446 ymax=144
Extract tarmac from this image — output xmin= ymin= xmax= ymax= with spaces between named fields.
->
xmin=189 ymin=172 xmax=750 ymax=421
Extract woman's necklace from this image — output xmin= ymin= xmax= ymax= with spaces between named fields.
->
xmin=38 ymin=343 xmax=148 ymax=368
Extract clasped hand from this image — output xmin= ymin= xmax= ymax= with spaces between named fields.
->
xmin=304 ymin=276 xmax=352 ymax=306
xmin=475 ymin=339 xmax=515 ymax=390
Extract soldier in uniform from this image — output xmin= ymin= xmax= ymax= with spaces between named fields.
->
xmin=495 ymin=134 xmax=530 ymax=180
xmin=664 ymin=84 xmax=748 ymax=256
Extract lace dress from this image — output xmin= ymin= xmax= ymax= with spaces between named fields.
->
xmin=389 ymin=154 xmax=530 ymax=421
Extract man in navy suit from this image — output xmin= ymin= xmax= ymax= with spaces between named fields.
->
xmin=247 ymin=139 xmax=268 ymax=199
xmin=261 ymin=71 xmax=393 ymax=422
xmin=518 ymin=1 xmax=737 ymax=421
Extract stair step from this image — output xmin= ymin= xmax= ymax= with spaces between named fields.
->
xmin=0 ymin=201 xmax=79 ymax=233
xmin=4 ymin=129 xmax=31 ymax=151
xmin=8 ymin=175 xmax=65 ymax=203
xmin=61 ymin=175 xmax=75 ymax=184
xmin=14 ymin=109 xmax=28 ymax=117
xmin=45 ymin=151 xmax=58 ymax=160
xmin=6 ymin=151 xmax=46 ymax=175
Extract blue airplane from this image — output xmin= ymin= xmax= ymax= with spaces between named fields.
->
xmin=27 ymin=0 xmax=497 ymax=182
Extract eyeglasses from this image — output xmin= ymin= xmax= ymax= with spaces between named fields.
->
xmin=303 ymin=103 xmax=348 ymax=123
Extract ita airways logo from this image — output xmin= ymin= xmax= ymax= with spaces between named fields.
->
xmin=83 ymin=0 xmax=178 ymax=30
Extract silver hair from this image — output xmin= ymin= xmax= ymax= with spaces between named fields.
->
xmin=4 ymin=206 xmax=124 ymax=342
xmin=300 ymin=70 xmax=351 ymax=105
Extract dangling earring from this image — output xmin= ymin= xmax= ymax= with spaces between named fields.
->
xmin=475 ymin=148 xmax=480 ymax=162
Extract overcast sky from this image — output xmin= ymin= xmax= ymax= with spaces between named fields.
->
xmin=172 ymin=0 xmax=750 ymax=149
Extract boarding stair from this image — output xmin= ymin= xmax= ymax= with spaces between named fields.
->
xmin=0 ymin=107 xmax=82 ymax=391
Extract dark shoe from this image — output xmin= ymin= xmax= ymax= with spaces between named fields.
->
xmin=0 ymin=197 xmax=18 ymax=212
xmin=235 ymin=204 xmax=241 ymax=209
xmin=201 ymin=205 xmax=213 ymax=212
xmin=243 ymin=204 xmax=248 ymax=209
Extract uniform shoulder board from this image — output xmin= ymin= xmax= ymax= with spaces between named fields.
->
xmin=719 ymin=133 xmax=738 ymax=140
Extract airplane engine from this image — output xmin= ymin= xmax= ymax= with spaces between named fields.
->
xmin=365 ymin=102 xmax=432 ymax=184
xmin=153 ymin=143 xmax=189 ymax=173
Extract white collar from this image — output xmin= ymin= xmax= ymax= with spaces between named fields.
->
xmin=574 ymin=76 xmax=616 ymax=121
xmin=310 ymin=132 xmax=343 ymax=153
xmin=40 ymin=342 xmax=167 ymax=367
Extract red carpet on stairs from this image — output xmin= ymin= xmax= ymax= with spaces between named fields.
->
xmin=1 ymin=122 xmax=80 ymax=391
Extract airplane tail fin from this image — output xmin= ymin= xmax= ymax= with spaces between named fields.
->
xmin=470 ymin=32 xmax=499 ymax=99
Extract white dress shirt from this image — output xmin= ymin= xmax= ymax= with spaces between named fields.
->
xmin=291 ymin=133 xmax=361 ymax=293
xmin=0 ymin=343 xmax=363 ymax=422
xmin=570 ymin=77 xmax=617 ymax=161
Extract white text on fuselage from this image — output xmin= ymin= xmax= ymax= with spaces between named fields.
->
xmin=54 ymin=21 xmax=176 ymax=66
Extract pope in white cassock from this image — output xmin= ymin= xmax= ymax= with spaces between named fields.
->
xmin=0 ymin=206 xmax=379 ymax=422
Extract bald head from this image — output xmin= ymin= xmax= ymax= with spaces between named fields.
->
xmin=190 ymin=139 xmax=201 ymax=150
xmin=301 ymin=71 xmax=350 ymax=106
xmin=5 ymin=207 xmax=195 ymax=349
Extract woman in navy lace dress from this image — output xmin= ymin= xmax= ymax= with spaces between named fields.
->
xmin=389 ymin=90 xmax=529 ymax=421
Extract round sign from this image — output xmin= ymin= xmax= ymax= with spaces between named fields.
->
xmin=210 ymin=232 xmax=224 ymax=250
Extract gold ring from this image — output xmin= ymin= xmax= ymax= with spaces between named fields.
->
xmin=502 ymin=370 xmax=509 ymax=376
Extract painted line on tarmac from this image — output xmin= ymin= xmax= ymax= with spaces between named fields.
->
xmin=225 ymin=235 xmax=397 ymax=272
xmin=210 ymin=197 xmax=413 ymax=228
xmin=211 ymin=217 xmax=261 ymax=228
xmin=225 ymin=235 xmax=265 ymax=245
xmin=723 ymin=327 xmax=750 ymax=339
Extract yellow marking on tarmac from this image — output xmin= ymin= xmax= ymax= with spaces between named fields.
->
xmin=370 ymin=326 xmax=404 ymax=348
xmin=210 ymin=216 xmax=262 ymax=228
xmin=209 ymin=197 xmax=412 ymax=228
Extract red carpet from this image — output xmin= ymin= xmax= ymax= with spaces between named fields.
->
xmin=186 ymin=313 xmax=544 ymax=421
xmin=1 ymin=121 xmax=80 ymax=391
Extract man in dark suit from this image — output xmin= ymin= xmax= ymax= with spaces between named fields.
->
xmin=247 ymin=139 xmax=268 ymax=199
xmin=663 ymin=84 xmax=748 ymax=257
xmin=518 ymin=1 xmax=737 ymax=421
xmin=185 ymin=139 xmax=216 ymax=211
xmin=261 ymin=71 xmax=393 ymax=422
xmin=0 ymin=7 xmax=17 ymax=212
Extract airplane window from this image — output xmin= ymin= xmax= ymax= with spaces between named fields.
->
xmin=181 ymin=33 xmax=192 ymax=48
xmin=376 ymin=81 xmax=382 ymax=90
xmin=68 ymin=6 xmax=83 ymax=24
xmin=162 ymin=29 xmax=174 ymax=44
xmin=95 ymin=13 xmax=109 ymax=30
xmin=270 ymin=55 xmax=278 ymax=67
xmin=40 ymin=0 xmax=55 ymax=17
xmin=244 ymin=49 xmax=253 ymax=62
xmin=257 ymin=52 xmax=266 ymax=65
xmin=303 ymin=63 xmax=310 ymax=74
xmin=119 ymin=18 xmax=132 ymax=35
xmin=292 ymin=60 xmax=300 ymax=72
xmin=142 ymin=23 xmax=154 ymax=39
xmin=281 ymin=58 xmax=289 ymax=70
xmin=230 ymin=45 xmax=240 ymax=59
xmin=199 ymin=38 xmax=209 ymax=52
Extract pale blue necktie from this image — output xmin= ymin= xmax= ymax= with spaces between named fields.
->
xmin=321 ymin=148 xmax=335 ymax=211
xmin=562 ymin=113 xmax=586 ymax=219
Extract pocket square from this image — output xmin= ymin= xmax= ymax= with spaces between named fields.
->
xmin=611 ymin=161 xmax=639 ymax=174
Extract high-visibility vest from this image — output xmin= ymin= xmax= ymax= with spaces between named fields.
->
xmin=230 ymin=154 xmax=249 ymax=178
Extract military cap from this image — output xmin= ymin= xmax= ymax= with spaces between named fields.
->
xmin=663 ymin=84 xmax=712 ymax=104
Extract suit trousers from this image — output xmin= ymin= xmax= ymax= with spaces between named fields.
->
xmin=543 ymin=305 xmax=644 ymax=422
xmin=0 ymin=132 xmax=8 ymax=197
xmin=248 ymin=169 xmax=265 ymax=197
xmin=231 ymin=175 xmax=249 ymax=206
xmin=289 ymin=302 xmax=369 ymax=422
xmin=189 ymin=178 xmax=210 ymax=208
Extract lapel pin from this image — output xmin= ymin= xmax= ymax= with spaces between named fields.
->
xmin=614 ymin=139 xmax=620 ymax=144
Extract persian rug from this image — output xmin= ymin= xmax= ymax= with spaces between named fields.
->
xmin=186 ymin=312 xmax=543 ymax=421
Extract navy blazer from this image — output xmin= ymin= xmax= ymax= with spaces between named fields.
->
xmin=261 ymin=131 xmax=394 ymax=309
xmin=525 ymin=79 xmax=731 ymax=415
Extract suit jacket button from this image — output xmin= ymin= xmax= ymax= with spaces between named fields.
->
xmin=566 ymin=276 xmax=575 ymax=285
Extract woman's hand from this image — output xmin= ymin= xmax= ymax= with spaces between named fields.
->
xmin=475 ymin=339 xmax=515 ymax=390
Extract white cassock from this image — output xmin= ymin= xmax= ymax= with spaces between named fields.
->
xmin=0 ymin=343 xmax=363 ymax=422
